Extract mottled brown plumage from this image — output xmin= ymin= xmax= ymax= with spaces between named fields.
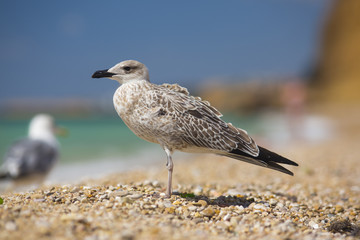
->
xmin=92 ymin=60 xmax=298 ymax=197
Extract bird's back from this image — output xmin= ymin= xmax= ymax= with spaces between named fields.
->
xmin=0 ymin=138 xmax=58 ymax=179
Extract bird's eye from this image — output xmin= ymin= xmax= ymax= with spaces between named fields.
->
xmin=123 ymin=66 xmax=131 ymax=72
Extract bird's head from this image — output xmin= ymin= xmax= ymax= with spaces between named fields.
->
xmin=92 ymin=60 xmax=149 ymax=84
xmin=28 ymin=114 xmax=67 ymax=144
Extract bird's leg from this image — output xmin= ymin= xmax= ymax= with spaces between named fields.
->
xmin=164 ymin=148 xmax=173 ymax=198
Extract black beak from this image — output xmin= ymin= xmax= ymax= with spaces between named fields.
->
xmin=92 ymin=69 xmax=116 ymax=78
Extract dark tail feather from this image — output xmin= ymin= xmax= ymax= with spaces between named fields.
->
xmin=220 ymin=146 xmax=298 ymax=176
xmin=257 ymin=146 xmax=298 ymax=166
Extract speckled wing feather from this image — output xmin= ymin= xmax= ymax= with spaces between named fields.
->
xmin=154 ymin=84 xmax=259 ymax=157
xmin=149 ymin=84 xmax=298 ymax=175
xmin=160 ymin=83 xmax=190 ymax=96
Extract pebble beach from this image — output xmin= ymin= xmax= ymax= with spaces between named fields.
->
xmin=1 ymin=106 xmax=359 ymax=240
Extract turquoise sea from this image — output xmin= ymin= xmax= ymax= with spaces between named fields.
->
xmin=0 ymin=114 xmax=259 ymax=163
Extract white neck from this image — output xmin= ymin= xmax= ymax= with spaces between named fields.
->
xmin=117 ymin=78 xmax=148 ymax=85
xmin=28 ymin=126 xmax=58 ymax=147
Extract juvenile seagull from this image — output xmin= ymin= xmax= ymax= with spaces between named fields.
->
xmin=92 ymin=60 xmax=298 ymax=197
xmin=0 ymin=114 xmax=60 ymax=183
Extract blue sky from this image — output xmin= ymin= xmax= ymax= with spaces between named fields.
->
xmin=0 ymin=1 xmax=330 ymax=101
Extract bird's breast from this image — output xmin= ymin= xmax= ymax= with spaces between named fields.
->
xmin=112 ymin=82 xmax=165 ymax=144
xmin=114 ymin=82 xmax=150 ymax=113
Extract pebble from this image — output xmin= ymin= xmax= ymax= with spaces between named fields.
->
xmin=335 ymin=205 xmax=344 ymax=213
xmin=223 ymin=213 xmax=232 ymax=221
xmin=114 ymin=190 xmax=129 ymax=197
xmin=128 ymin=193 xmax=143 ymax=199
xmin=197 ymin=200 xmax=208 ymax=207
xmin=163 ymin=201 xmax=173 ymax=208
xmin=164 ymin=207 xmax=175 ymax=214
xmin=173 ymin=200 xmax=182 ymax=205
xmin=226 ymin=189 xmax=242 ymax=196
xmin=253 ymin=204 xmax=266 ymax=210
xmin=201 ymin=206 xmax=215 ymax=217
xmin=269 ymin=198 xmax=278 ymax=207
xmin=193 ymin=186 xmax=203 ymax=195
xmin=188 ymin=205 xmax=197 ymax=211
xmin=308 ymin=220 xmax=319 ymax=229
xmin=31 ymin=194 xmax=44 ymax=200
xmin=5 ymin=221 xmax=17 ymax=231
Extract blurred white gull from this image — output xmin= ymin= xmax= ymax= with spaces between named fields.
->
xmin=0 ymin=114 xmax=61 ymax=183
